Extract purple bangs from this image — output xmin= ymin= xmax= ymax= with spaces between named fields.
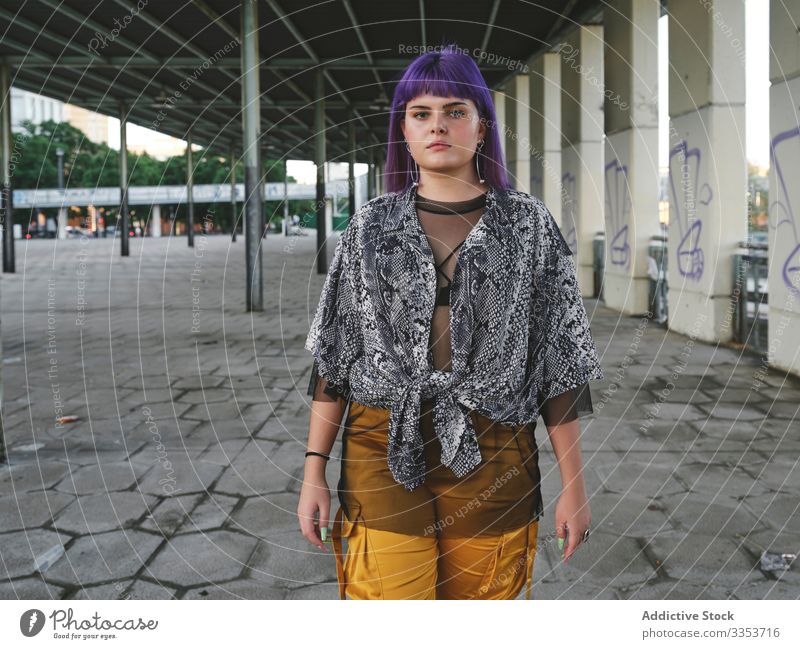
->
xmin=383 ymin=43 xmax=512 ymax=194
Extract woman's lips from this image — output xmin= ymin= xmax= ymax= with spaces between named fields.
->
xmin=427 ymin=143 xmax=451 ymax=150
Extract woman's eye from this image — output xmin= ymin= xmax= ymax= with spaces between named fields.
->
xmin=449 ymin=109 xmax=466 ymax=118
xmin=413 ymin=111 xmax=428 ymax=119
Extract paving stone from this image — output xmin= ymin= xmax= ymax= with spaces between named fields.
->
xmin=528 ymin=577 xmax=620 ymax=599
xmin=43 ymin=530 xmax=162 ymax=585
xmin=135 ymin=459 xmax=225 ymax=497
xmin=0 ymin=490 xmax=75 ymax=531
xmin=144 ymin=530 xmax=258 ymax=586
xmin=172 ymin=375 xmax=228 ymax=390
xmin=665 ymin=496 xmax=767 ymax=536
xmin=286 ymin=581 xmax=340 ymax=599
xmin=213 ymin=441 xmax=290 ymax=496
xmin=228 ymin=492 xmax=302 ymax=538
xmin=2 ymin=529 xmax=70 ymax=580
xmin=739 ymin=493 xmax=800 ymax=533
xmin=183 ymin=579 xmax=285 ymax=599
xmin=645 ymin=530 xmax=763 ymax=588
xmin=587 ymin=492 xmax=673 ymax=538
xmin=617 ymin=578 xmax=736 ymax=599
xmin=0 ymin=576 xmax=66 ymax=599
xmin=594 ymin=461 xmax=685 ymax=498
xmin=673 ymin=462 xmax=772 ymax=498
xmin=0 ymin=461 xmax=71 ymax=493
xmin=729 ymin=579 xmax=800 ymax=599
xmin=698 ymin=403 xmax=770 ymax=420
xmin=70 ymin=579 xmax=175 ymax=600
xmin=245 ymin=529 xmax=333 ymax=589
xmin=174 ymin=494 xmax=239 ymax=533
xmin=53 ymin=492 xmax=159 ymax=535
xmin=759 ymin=401 xmax=800 ymax=419
xmin=177 ymin=388 xmax=237 ymax=404
xmin=139 ymin=493 xmax=206 ymax=536
xmin=52 ymin=461 xmax=151 ymax=496
xmin=194 ymin=439 xmax=253 ymax=465
xmin=548 ymin=530 xmax=656 ymax=588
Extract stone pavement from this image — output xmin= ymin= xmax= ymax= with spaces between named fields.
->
xmin=0 ymin=233 xmax=798 ymax=600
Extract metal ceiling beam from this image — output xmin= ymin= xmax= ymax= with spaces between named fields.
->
xmin=116 ymin=0 xmax=314 ymax=139
xmin=340 ymin=0 xmax=390 ymax=104
xmin=62 ymin=98 xmax=389 ymax=111
xmin=0 ymin=4 xmax=239 ymax=145
xmin=480 ymin=0 xmax=503 ymax=53
xmin=264 ymin=0 xmax=382 ymax=148
xmin=419 ymin=0 xmax=427 ymax=48
xmin=494 ymin=1 xmax=604 ymax=90
xmin=35 ymin=0 xmax=315 ymax=161
xmin=1 ymin=56 xmax=514 ymax=71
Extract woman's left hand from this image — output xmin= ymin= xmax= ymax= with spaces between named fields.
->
xmin=555 ymin=485 xmax=591 ymax=563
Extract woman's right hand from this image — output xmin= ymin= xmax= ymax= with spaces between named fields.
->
xmin=297 ymin=465 xmax=331 ymax=551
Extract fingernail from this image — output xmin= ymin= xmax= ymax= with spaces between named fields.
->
xmin=320 ymin=527 xmax=327 ymax=542
xmin=558 ymin=538 xmax=564 ymax=551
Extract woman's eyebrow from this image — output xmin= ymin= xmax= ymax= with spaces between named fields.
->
xmin=407 ymin=101 xmax=469 ymax=110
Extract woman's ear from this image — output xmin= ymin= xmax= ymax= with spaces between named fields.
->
xmin=400 ymin=117 xmax=406 ymax=141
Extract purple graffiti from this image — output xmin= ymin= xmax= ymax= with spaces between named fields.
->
xmin=669 ymin=140 xmax=712 ymax=281
xmin=604 ymin=158 xmax=631 ymax=269
xmin=769 ymin=126 xmax=800 ymax=297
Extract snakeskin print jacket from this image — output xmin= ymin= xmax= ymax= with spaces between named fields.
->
xmin=304 ymin=183 xmax=604 ymax=491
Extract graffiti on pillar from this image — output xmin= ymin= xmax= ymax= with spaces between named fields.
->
xmin=560 ymin=171 xmax=579 ymax=254
xmin=669 ymin=140 xmax=711 ymax=281
xmin=769 ymin=126 xmax=800 ymax=297
xmin=604 ymin=158 xmax=631 ymax=270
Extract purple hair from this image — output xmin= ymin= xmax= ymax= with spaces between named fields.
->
xmin=383 ymin=43 xmax=512 ymax=194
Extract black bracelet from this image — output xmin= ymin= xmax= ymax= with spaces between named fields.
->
xmin=305 ymin=451 xmax=330 ymax=461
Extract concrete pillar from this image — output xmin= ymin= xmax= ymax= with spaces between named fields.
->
xmin=493 ymin=89 xmax=507 ymax=159
xmin=0 ymin=64 xmax=7 ymax=460
xmin=560 ymin=24 xmax=605 ymax=294
xmin=150 ymin=204 xmax=161 ymax=238
xmin=241 ymin=0 xmax=263 ymax=311
xmin=1 ymin=63 xmax=15 ymax=273
xmin=119 ymin=101 xmax=129 ymax=257
xmin=56 ymin=147 xmax=67 ymax=240
xmin=348 ymin=122 xmax=356 ymax=218
xmin=367 ymin=147 xmax=375 ymax=199
xmin=603 ymin=0 xmax=660 ymax=316
xmin=315 ymin=67 xmax=327 ymax=274
xmin=668 ymin=0 xmax=746 ymax=341
xmin=283 ymin=172 xmax=289 ymax=236
xmin=531 ymin=53 xmax=562 ymax=224
xmin=186 ymin=131 xmax=194 ymax=247
xmin=230 ymin=143 xmax=237 ymax=242
xmin=512 ymin=74 xmax=531 ymax=192
xmin=767 ymin=0 xmax=800 ymax=375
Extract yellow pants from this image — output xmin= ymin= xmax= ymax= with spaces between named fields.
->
xmin=331 ymin=505 xmax=538 ymax=600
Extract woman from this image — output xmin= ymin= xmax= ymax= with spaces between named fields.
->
xmin=297 ymin=44 xmax=603 ymax=600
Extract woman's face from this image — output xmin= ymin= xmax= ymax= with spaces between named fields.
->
xmin=400 ymin=94 xmax=486 ymax=176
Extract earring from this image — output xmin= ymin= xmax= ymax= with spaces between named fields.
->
xmin=405 ymin=140 xmax=419 ymax=186
xmin=475 ymin=140 xmax=486 ymax=184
